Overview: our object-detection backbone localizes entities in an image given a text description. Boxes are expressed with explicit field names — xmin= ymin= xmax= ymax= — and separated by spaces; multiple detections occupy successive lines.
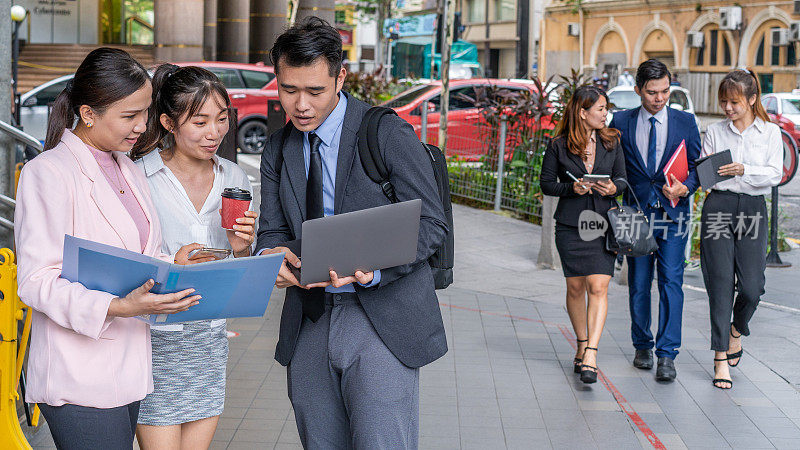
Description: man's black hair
xmin=270 ymin=16 xmax=343 ymax=77
xmin=635 ymin=59 xmax=671 ymax=89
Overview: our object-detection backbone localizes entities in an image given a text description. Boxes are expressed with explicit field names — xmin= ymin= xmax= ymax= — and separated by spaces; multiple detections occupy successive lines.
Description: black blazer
xmin=540 ymin=135 xmax=627 ymax=227
xmin=256 ymin=93 xmax=449 ymax=369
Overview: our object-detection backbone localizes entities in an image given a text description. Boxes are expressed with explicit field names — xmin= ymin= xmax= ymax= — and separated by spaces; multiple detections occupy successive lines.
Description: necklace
xmin=98 ymin=160 xmax=125 ymax=194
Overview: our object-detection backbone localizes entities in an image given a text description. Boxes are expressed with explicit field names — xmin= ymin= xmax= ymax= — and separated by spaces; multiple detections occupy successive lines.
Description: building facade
xmin=459 ymin=0 xmax=542 ymax=78
xmin=542 ymin=0 xmax=800 ymax=113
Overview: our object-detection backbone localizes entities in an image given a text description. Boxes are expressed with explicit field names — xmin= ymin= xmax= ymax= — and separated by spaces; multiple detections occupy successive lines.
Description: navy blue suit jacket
xmin=609 ymin=107 xmax=701 ymax=221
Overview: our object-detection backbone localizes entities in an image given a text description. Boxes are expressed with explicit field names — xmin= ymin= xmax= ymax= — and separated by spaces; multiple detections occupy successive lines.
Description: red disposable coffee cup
xmin=221 ymin=187 xmax=252 ymax=230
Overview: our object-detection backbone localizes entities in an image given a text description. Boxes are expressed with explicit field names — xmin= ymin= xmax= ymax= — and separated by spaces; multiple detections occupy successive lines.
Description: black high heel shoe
xmin=727 ymin=325 xmax=743 ymax=367
xmin=574 ymin=339 xmax=588 ymax=374
xmin=580 ymin=347 xmax=598 ymax=384
xmin=713 ymin=357 xmax=733 ymax=389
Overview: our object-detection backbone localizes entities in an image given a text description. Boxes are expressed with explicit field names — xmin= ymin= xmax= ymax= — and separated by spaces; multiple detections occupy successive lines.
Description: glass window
xmin=29 ymin=79 xmax=70 ymax=106
xmin=709 ymin=30 xmax=718 ymax=66
xmin=495 ymin=0 xmax=516 ymax=21
xmin=207 ymin=68 xmax=244 ymax=89
xmin=783 ymin=98 xmax=800 ymax=114
xmin=466 ymin=0 xmax=485 ymax=22
xmin=789 ymin=43 xmax=797 ymax=66
xmin=763 ymin=97 xmax=777 ymax=114
xmin=382 ymin=85 xmax=437 ymax=108
xmin=723 ymin=36 xmax=732 ymax=66
xmin=756 ymin=36 xmax=765 ymax=66
xmin=608 ymin=90 xmax=641 ymax=110
xmin=240 ymin=70 xmax=275 ymax=89
xmin=771 ymin=27 xmax=781 ymax=66
xmin=669 ymin=91 xmax=689 ymax=111
xmin=449 ymin=87 xmax=479 ymax=110
xmin=695 ymin=35 xmax=705 ymax=66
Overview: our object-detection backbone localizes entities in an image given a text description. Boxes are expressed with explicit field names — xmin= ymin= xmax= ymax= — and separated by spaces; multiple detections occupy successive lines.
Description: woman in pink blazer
xmin=14 ymin=48 xmax=211 ymax=449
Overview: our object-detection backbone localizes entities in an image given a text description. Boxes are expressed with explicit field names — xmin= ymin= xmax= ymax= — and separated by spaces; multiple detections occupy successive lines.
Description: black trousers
xmin=700 ymin=190 xmax=768 ymax=351
xmin=38 ymin=401 xmax=140 ymax=450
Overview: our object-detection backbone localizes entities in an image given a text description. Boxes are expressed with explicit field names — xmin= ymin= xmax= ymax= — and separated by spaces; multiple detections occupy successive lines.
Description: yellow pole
xmin=0 ymin=249 xmax=31 ymax=449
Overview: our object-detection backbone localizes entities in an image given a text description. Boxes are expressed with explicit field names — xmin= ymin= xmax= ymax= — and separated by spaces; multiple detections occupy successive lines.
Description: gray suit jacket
xmin=256 ymin=93 xmax=449 ymax=369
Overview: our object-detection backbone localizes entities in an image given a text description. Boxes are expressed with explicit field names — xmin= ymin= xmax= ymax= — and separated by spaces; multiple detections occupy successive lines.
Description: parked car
xmin=179 ymin=61 xmax=280 ymax=153
xmin=762 ymin=94 xmax=800 ymax=181
xmin=382 ymin=78 xmax=555 ymax=161
xmin=762 ymin=93 xmax=800 ymax=133
xmin=19 ymin=61 xmax=282 ymax=153
xmin=606 ymin=85 xmax=699 ymax=127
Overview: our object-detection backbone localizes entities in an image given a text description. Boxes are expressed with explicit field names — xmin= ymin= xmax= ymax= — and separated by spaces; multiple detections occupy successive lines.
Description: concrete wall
xmin=17 ymin=0 xmax=99 ymax=44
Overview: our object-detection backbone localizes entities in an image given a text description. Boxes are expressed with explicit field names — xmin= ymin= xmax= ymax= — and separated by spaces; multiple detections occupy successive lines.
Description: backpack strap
xmin=358 ymin=106 xmax=399 ymax=203
xmin=273 ymin=120 xmax=295 ymax=172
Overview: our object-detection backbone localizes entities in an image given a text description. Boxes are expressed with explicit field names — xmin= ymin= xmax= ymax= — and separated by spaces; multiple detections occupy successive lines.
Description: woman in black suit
xmin=540 ymin=85 xmax=626 ymax=384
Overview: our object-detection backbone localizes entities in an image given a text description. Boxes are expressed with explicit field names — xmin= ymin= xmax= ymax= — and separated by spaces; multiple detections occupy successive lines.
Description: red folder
xmin=663 ymin=139 xmax=688 ymax=208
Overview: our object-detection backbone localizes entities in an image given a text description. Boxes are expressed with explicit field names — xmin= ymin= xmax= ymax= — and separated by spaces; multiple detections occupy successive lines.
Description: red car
xmin=382 ymin=79 xmax=555 ymax=161
xmin=179 ymin=61 xmax=283 ymax=153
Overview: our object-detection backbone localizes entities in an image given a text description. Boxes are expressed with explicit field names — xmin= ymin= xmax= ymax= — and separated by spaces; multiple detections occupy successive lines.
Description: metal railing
xmin=0 ymin=120 xmax=42 ymax=231
xmin=416 ymin=105 xmax=550 ymax=223
xmin=125 ymin=16 xmax=154 ymax=46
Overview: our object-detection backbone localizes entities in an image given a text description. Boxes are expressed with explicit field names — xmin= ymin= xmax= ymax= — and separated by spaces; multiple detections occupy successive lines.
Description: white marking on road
xmin=684 ymin=283 xmax=800 ymax=314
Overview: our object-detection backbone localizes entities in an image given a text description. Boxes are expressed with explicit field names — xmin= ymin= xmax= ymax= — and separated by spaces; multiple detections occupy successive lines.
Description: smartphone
xmin=190 ymin=247 xmax=232 ymax=260
xmin=583 ymin=174 xmax=611 ymax=183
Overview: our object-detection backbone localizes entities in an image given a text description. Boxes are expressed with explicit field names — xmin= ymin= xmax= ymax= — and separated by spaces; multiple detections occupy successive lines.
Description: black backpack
xmin=276 ymin=107 xmax=454 ymax=289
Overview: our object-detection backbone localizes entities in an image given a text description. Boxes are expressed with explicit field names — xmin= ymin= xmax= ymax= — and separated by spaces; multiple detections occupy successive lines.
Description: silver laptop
xmin=300 ymin=199 xmax=422 ymax=285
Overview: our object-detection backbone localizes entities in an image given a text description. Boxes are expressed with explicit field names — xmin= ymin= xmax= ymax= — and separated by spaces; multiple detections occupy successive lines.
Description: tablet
xmin=583 ymin=174 xmax=610 ymax=183
xmin=299 ymin=199 xmax=422 ymax=285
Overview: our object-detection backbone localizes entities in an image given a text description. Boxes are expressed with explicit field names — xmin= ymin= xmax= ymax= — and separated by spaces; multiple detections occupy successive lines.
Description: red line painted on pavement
xmin=440 ymin=302 xmax=666 ymax=450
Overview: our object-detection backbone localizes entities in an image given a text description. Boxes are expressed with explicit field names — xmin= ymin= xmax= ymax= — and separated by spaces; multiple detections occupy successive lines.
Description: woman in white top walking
xmin=130 ymin=64 xmax=257 ymax=449
xmin=700 ymin=69 xmax=783 ymax=389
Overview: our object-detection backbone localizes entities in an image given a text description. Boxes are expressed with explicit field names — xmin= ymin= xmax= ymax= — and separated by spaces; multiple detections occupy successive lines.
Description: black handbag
xmin=605 ymin=178 xmax=659 ymax=257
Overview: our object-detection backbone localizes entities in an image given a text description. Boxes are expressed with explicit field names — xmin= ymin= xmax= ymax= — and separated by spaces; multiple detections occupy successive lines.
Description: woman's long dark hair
xmin=44 ymin=47 xmax=150 ymax=150
xmin=718 ymin=68 xmax=770 ymax=123
xmin=130 ymin=64 xmax=230 ymax=160
xmin=554 ymin=85 xmax=620 ymax=159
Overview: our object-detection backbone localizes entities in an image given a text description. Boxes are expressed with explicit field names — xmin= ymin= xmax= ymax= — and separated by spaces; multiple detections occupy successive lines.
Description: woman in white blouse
xmin=700 ymin=69 xmax=782 ymax=390
xmin=130 ymin=64 xmax=257 ymax=448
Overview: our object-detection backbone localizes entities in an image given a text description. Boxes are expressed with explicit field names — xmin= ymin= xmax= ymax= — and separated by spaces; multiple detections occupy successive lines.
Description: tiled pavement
xmin=28 ymin=203 xmax=800 ymax=449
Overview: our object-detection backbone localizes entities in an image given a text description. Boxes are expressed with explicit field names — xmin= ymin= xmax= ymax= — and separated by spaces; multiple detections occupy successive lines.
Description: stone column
xmin=203 ymin=0 xmax=217 ymax=61
xmin=537 ymin=195 xmax=561 ymax=270
xmin=217 ymin=0 xmax=249 ymax=63
xmin=249 ymin=0 xmax=287 ymax=64
xmin=295 ymin=0 xmax=335 ymax=25
xmin=154 ymin=0 xmax=204 ymax=63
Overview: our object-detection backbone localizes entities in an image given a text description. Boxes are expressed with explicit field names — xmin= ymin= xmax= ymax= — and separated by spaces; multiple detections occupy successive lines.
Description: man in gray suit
xmin=255 ymin=17 xmax=449 ymax=449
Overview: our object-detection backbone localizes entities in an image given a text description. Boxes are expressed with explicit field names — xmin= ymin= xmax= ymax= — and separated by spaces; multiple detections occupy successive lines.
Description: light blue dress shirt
xmin=635 ymin=106 xmax=668 ymax=169
xmin=302 ymin=93 xmax=381 ymax=292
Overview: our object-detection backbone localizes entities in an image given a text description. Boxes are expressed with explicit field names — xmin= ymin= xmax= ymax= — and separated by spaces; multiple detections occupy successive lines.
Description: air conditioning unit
xmin=687 ymin=31 xmax=704 ymax=48
xmin=720 ymin=6 xmax=743 ymax=30
xmin=795 ymin=0 xmax=800 ymax=15
xmin=567 ymin=23 xmax=580 ymax=37
xmin=791 ymin=22 xmax=800 ymax=41
xmin=773 ymin=28 xmax=790 ymax=46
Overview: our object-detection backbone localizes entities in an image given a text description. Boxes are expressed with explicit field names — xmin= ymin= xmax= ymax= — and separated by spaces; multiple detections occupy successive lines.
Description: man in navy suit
xmin=609 ymin=59 xmax=701 ymax=381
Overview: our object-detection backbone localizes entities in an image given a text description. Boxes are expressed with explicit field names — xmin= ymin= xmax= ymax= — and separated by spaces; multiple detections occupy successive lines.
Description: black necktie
xmin=302 ymin=132 xmax=325 ymax=321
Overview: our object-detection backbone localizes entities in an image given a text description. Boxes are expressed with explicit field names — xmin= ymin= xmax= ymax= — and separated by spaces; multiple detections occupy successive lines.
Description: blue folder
xmin=61 ymin=235 xmax=284 ymax=324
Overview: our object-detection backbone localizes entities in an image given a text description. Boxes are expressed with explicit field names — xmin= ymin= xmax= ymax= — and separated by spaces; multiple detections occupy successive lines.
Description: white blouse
xmin=700 ymin=118 xmax=783 ymax=196
xmin=135 ymin=149 xmax=253 ymax=331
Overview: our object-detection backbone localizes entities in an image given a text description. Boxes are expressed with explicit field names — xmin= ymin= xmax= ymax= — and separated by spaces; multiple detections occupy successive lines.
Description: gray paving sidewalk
xmin=28 ymin=203 xmax=800 ymax=449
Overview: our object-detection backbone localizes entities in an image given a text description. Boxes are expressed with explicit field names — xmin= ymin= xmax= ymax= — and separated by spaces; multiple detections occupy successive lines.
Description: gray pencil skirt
xmin=138 ymin=321 xmax=228 ymax=426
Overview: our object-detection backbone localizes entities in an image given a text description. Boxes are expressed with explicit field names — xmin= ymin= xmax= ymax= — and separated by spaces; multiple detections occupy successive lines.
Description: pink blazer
xmin=15 ymin=130 xmax=167 ymax=408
